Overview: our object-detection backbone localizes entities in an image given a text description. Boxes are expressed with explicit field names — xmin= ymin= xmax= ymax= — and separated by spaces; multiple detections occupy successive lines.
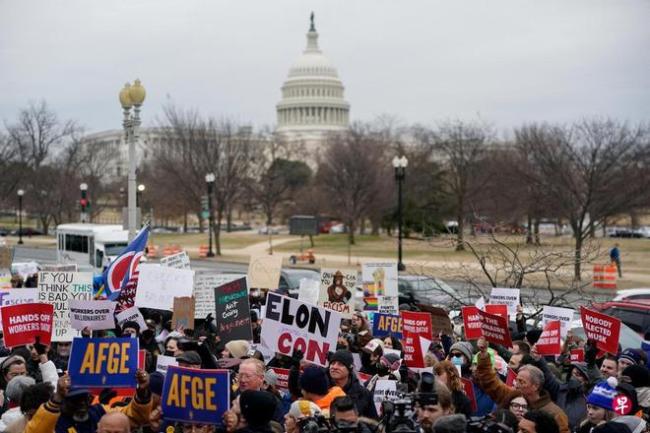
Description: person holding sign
xmin=475 ymin=337 xmax=570 ymax=433
xmin=25 ymin=370 xmax=152 ymax=433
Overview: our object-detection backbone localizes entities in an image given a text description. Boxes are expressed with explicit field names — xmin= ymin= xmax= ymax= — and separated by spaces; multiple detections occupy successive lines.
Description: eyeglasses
xmin=510 ymin=402 xmax=528 ymax=411
xmin=237 ymin=372 xmax=261 ymax=380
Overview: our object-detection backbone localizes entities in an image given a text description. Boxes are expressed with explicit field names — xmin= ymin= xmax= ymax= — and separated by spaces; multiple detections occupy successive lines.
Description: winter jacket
xmin=340 ymin=373 xmax=377 ymax=419
xmin=24 ymin=392 xmax=151 ymax=433
xmin=476 ymin=352 xmax=570 ymax=433
xmin=313 ymin=386 xmax=346 ymax=416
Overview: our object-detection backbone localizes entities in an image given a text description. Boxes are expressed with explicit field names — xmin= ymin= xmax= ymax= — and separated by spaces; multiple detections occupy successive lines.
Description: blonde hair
xmin=434 ymin=360 xmax=463 ymax=393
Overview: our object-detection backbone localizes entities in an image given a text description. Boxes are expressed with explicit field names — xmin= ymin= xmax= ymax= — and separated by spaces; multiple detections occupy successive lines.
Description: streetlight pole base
xmin=18 ymin=240 xmax=23 ymax=245
xmin=398 ymin=262 xmax=406 ymax=272
xmin=206 ymin=252 xmax=215 ymax=258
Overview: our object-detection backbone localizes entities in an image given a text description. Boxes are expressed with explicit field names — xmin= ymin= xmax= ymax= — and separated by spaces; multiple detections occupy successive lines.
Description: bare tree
xmin=516 ymin=120 xmax=650 ymax=280
xmin=434 ymin=120 xmax=493 ymax=251
xmin=316 ymin=123 xmax=390 ymax=245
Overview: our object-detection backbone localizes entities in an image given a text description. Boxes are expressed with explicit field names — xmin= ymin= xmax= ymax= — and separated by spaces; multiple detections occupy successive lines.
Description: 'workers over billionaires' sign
xmin=68 ymin=337 xmax=139 ymax=388
xmin=580 ymin=306 xmax=621 ymax=354
xmin=162 ymin=366 xmax=230 ymax=425
xmin=260 ymin=293 xmax=342 ymax=367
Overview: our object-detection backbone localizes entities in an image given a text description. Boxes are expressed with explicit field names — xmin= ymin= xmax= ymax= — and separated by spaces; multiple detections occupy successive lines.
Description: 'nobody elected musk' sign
xmin=261 ymin=293 xmax=342 ymax=366
xmin=162 ymin=366 xmax=230 ymax=425
xmin=68 ymin=337 xmax=139 ymax=388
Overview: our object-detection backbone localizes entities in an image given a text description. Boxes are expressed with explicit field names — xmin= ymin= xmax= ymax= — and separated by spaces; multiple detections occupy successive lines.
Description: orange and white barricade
xmin=199 ymin=245 xmax=209 ymax=258
xmin=593 ymin=264 xmax=617 ymax=289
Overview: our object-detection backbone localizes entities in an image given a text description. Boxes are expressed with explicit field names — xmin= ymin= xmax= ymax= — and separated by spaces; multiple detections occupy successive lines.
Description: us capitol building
xmin=81 ymin=14 xmax=349 ymax=178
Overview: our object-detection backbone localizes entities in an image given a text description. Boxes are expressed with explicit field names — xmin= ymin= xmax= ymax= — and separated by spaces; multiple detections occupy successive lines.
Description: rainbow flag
xmin=363 ymin=297 xmax=378 ymax=311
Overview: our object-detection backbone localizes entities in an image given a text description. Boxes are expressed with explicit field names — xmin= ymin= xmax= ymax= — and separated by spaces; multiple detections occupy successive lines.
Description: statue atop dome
xmin=310 ymin=12 xmax=315 ymax=32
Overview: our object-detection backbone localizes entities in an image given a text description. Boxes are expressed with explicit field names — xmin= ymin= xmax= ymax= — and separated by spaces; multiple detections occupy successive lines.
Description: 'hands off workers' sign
xmin=162 ymin=366 xmax=230 ymax=425
xmin=68 ymin=337 xmax=139 ymax=388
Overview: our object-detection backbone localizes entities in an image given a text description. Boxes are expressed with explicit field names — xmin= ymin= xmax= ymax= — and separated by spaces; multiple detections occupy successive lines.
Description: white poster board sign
xmin=261 ymin=293 xmax=342 ymax=367
xmin=160 ymin=251 xmax=191 ymax=270
xmin=156 ymin=355 xmax=179 ymax=374
xmin=69 ymin=300 xmax=116 ymax=331
xmin=542 ymin=306 xmax=575 ymax=338
xmin=298 ymin=279 xmax=320 ymax=305
xmin=0 ymin=289 xmax=38 ymax=322
xmin=374 ymin=380 xmax=398 ymax=414
xmin=319 ymin=268 xmax=356 ymax=317
xmin=489 ymin=288 xmax=520 ymax=316
xmin=193 ymin=274 xmax=243 ymax=319
xmin=116 ymin=306 xmax=147 ymax=331
xmin=135 ymin=264 xmax=194 ymax=310
xmin=37 ymin=272 xmax=93 ymax=342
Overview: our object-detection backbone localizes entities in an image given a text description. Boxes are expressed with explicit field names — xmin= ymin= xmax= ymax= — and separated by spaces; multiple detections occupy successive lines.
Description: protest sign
xmin=41 ymin=263 xmax=78 ymax=272
xmin=462 ymin=306 xmax=483 ymax=340
xmin=247 ymin=255 xmax=282 ymax=290
xmin=38 ymin=271 xmax=93 ymax=342
xmin=11 ymin=262 xmax=39 ymax=279
xmin=70 ymin=300 xmax=116 ymax=331
xmin=506 ymin=368 xmax=516 ymax=387
xmin=362 ymin=262 xmax=398 ymax=315
xmin=0 ymin=247 xmax=12 ymax=270
xmin=477 ymin=309 xmax=512 ymax=347
xmin=0 ymin=303 xmax=53 ymax=347
xmin=261 ymin=293 xmax=342 ymax=366
xmin=193 ymin=273 xmax=242 ymax=319
xmin=115 ymin=306 xmax=147 ymax=331
xmin=400 ymin=311 xmax=433 ymax=368
xmin=160 ymin=251 xmax=191 ymax=269
xmin=484 ymin=304 xmax=508 ymax=319
xmin=475 ymin=296 xmax=486 ymax=309
xmin=461 ymin=378 xmax=478 ymax=413
xmin=135 ymin=264 xmax=194 ymax=311
xmin=417 ymin=305 xmax=453 ymax=335
xmin=489 ymin=288 xmax=520 ymax=316
xmin=319 ymin=268 xmax=356 ymax=317
xmin=373 ymin=380 xmax=398 ymax=414
xmin=68 ymin=337 xmax=139 ymax=388
xmin=536 ymin=320 xmax=561 ymax=355
xmin=580 ymin=306 xmax=621 ymax=354
xmin=172 ymin=297 xmax=195 ymax=330
xmin=570 ymin=348 xmax=585 ymax=363
xmin=542 ymin=306 xmax=574 ymax=339
xmin=156 ymin=355 xmax=179 ymax=374
xmin=270 ymin=367 xmax=290 ymax=390
xmin=371 ymin=313 xmax=403 ymax=339
xmin=162 ymin=366 xmax=230 ymax=425
xmin=298 ymin=279 xmax=320 ymax=305
xmin=0 ymin=288 xmax=38 ymax=322
xmin=214 ymin=278 xmax=252 ymax=343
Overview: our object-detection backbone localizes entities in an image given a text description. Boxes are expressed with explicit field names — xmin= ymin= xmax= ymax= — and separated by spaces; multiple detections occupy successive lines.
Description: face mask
xmin=376 ymin=364 xmax=389 ymax=376
xmin=164 ymin=350 xmax=174 ymax=357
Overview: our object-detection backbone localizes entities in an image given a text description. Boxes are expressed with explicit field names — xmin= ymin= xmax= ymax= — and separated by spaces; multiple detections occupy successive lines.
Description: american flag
xmin=115 ymin=263 xmax=141 ymax=313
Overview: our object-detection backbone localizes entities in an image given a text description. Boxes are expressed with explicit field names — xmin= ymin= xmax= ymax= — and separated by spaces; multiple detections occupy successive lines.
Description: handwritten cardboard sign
xmin=135 ymin=264 xmax=194 ymax=311
xmin=172 ymin=297 xmax=195 ymax=330
xmin=38 ymin=272 xmax=93 ymax=342
xmin=319 ymin=268 xmax=356 ymax=317
xmin=247 ymin=255 xmax=282 ymax=290
xmin=214 ymin=278 xmax=251 ymax=344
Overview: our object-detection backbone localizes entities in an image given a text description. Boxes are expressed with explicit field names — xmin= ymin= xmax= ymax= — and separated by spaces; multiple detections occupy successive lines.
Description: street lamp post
xmin=17 ymin=189 xmax=24 ymax=245
xmin=205 ymin=173 xmax=216 ymax=257
xmin=392 ymin=155 xmax=408 ymax=271
xmin=79 ymin=183 xmax=88 ymax=223
xmin=119 ymin=79 xmax=146 ymax=241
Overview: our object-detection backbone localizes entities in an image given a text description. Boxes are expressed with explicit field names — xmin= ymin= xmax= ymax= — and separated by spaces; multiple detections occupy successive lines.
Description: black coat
xmin=342 ymin=373 xmax=378 ymax=419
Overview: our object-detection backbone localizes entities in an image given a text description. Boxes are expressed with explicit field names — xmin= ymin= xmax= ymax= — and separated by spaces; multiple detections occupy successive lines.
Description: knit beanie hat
xmin=621 ymin=365 xmax=650 ymax=387
xmin=240 ymin=390 xmax=277 ymax=427
xmin=572 ymin=362 xmax=590 ymax=381
xmin=225 ymin=340 xmax=251 ymax=359
xmin=330 ymin=350 xmax=354 ymax=371
xmin=6 ymin=375 xmax=35 ymax=402
xmin=288 ymin=399 xmax=322 ymax=418
xmin=299 ymin=366 xmax=330 ymax=396
xmin=587 ymin=377 xmax=620 ymax=411
xmin=614 ymin=383 xmax=639 ymax=416
xmin=450 ymin=342 xmax=473 ymax=362
xmin=121 ymin=321 xmax=140 ymax=334
xmin=620 ymin=348 xmax=645 ymax=366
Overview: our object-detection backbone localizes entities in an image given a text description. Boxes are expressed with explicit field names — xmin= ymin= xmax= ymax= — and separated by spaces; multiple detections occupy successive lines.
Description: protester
xmin=328 ymin=349 xmax=376 ymax=418
xmin=97 ymin=412 xmax=130 ymax=433
xmin=330 ymin=396 xmax=376 ymax=433
xmin=298 ymin=365 xmax=345 ymax=415
xmin=0 ymin=375 xmax=35 ymax=431
xmin=433 ymin=360 xmax=472 ymax=417
xmin=4 ymin=382 xmax=53 ymax=433
xmin=518 ymin=410 xmax=560 ymax=433
xmin=414 ymin=381 xmax=454 ymax=433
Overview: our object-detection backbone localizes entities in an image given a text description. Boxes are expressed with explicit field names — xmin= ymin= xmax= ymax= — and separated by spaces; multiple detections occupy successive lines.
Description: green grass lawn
xmin=149 ymin=232 xmax=291 ymax=249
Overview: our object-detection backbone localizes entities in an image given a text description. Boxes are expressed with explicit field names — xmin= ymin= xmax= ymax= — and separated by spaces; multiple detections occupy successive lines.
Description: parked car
xmin=257 ymin=226 xmax=280 ymax=235
xmin=329 ymin=223 xmax=346 ymax=234
xmin=151 ymin=226 xmax=179 ymax=234
xmin=590 ymin=300 xmax=650 ymax=335
xmin=278 ymin=268 xmax=320 ymax=298
xmin=10 ymin=228 xmax=43 ymax=236
xmin=398 ymin=275 xmax=460 ymax=308
xmin=0 ymin=227 xmax=9 ymax=237
xmin=613 ymin=288 xmax=650 ymax=302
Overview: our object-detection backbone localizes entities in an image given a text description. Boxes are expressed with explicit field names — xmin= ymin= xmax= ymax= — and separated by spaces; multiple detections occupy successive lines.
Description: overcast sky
xmin=1 ymin=0 xmax=648 ymax=134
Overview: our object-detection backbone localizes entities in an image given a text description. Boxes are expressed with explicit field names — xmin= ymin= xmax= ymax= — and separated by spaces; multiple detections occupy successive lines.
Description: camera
xmin=298 ymin=415 xmax=331 ymax=433
xmin=466 ymin=416 xmax=514 ymax=433
xmin=380 ymin=398 xmax=417 ymax=433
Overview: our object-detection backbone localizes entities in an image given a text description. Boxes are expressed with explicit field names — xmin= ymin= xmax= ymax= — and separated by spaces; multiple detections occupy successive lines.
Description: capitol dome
xmin=276 ymin=14 xmax=350 ymax=140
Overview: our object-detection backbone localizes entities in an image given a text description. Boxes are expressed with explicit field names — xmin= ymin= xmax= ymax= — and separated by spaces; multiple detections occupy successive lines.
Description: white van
xmin=56 ymin=224 xmax=129 ymax=271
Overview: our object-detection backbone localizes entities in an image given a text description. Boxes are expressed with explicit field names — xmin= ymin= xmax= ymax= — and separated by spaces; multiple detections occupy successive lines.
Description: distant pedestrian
xmin=610 ymin=243 xmax=622 ymax=277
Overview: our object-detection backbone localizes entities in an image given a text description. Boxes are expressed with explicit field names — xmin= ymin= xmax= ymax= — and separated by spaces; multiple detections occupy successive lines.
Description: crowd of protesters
xmin=0 ymin=282 xmax=647 ymax=433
